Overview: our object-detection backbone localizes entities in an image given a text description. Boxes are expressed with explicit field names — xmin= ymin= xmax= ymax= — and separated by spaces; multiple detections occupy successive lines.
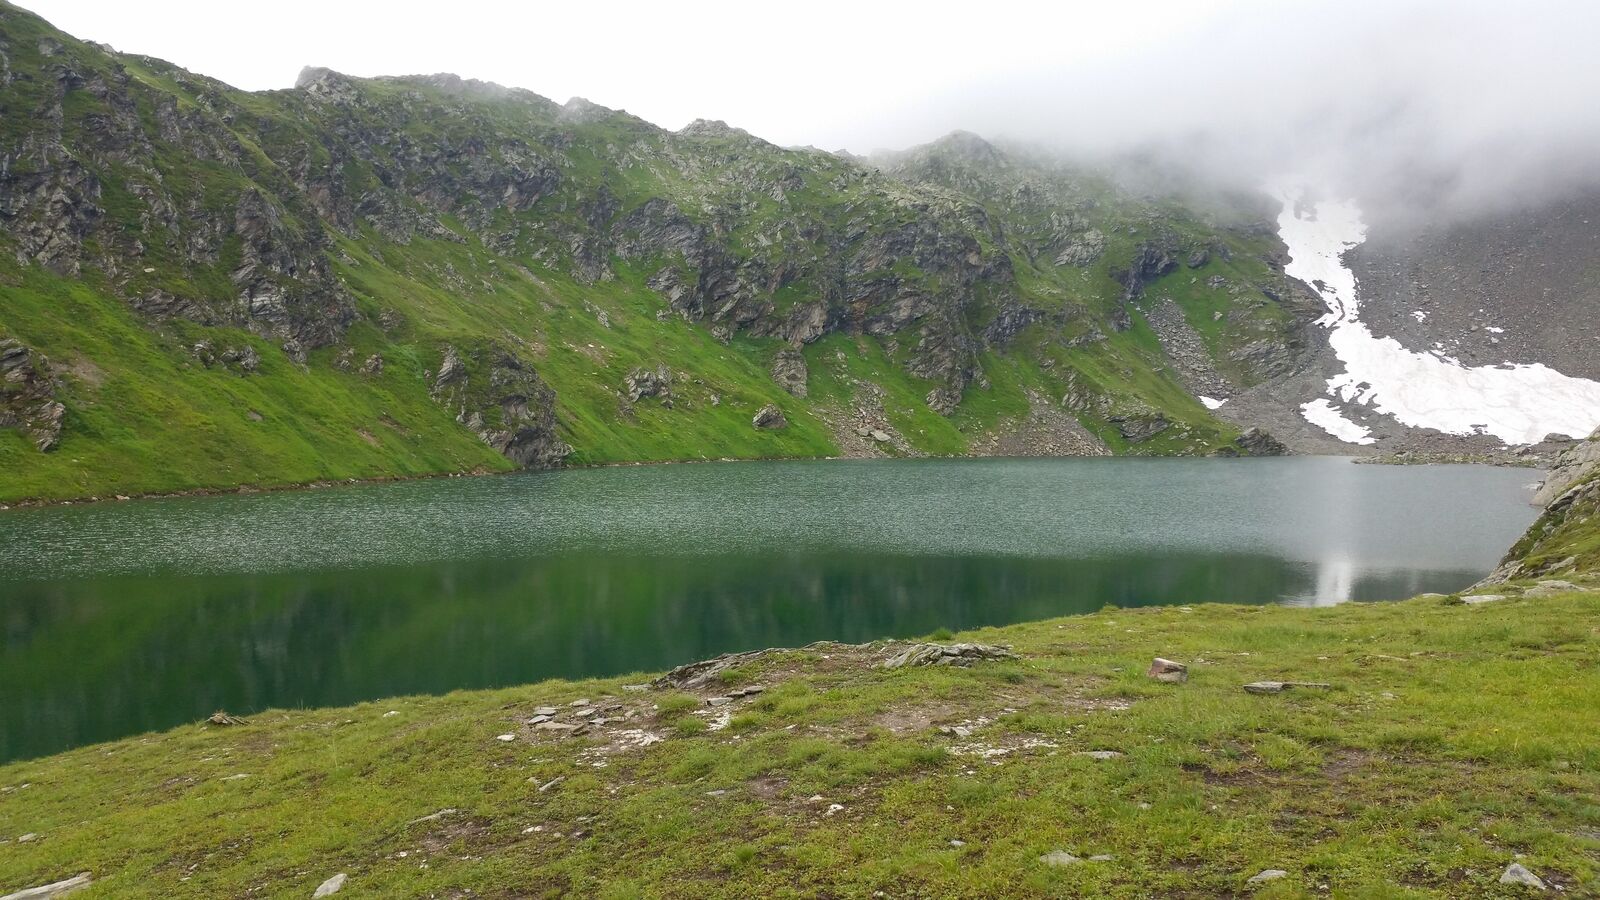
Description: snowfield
xmin=1273 ymin=185 xmax=1600 ymax=445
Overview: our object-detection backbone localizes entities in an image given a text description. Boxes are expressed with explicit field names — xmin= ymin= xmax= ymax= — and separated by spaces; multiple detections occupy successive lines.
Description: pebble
xmin=495 ymin=733 xmax=516 ymax=742
xmin=1247 ymin=869 xmax=1288 ymax=884
xmin=949 ymin=839 xmax=966 ymax=847
xmin=313 ymin=873 xmax=347 ymax=897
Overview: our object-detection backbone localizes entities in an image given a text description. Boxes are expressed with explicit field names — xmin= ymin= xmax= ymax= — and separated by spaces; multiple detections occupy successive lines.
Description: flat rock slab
xmin=1039 ymin=851 xmax=1081 ymax=866
xmin=1247 ymin=869 xmax=1288 ymax=884
xmin=1463 ymin=594 xmax=1507 ymax=605
xmin=881 ymin=642 xmax=1019 ymax=669
xmin=1074 ymin=750 xmax=1124 ymax=760
xmin=0 ymin=873 xmax=92 ymax=900
xmin=1243 ymin=681 xmax=1332 ymax=694
xmin=313 ymin=873 xmax=347 ymax=897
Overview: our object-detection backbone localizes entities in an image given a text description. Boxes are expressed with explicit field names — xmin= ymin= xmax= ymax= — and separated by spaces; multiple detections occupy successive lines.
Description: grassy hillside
xmin=1 ymin=587 xmax=1596 ymax=897
xmin=0 ymin=1 xmax=1317 ymax=503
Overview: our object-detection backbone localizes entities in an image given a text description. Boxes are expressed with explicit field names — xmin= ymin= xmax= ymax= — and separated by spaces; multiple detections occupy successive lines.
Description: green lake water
xmin=0 ymin=457 xmax=1539 ymax=762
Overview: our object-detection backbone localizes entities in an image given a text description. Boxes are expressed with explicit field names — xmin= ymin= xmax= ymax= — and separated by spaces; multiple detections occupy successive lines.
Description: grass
xmin=2 ymin=585 xmax=1596 ymax=897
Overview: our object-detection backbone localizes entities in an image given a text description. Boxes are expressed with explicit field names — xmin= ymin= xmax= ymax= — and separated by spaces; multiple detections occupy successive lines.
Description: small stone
xmin=537 ymin=777 xmax=565 ymax=793
xmin=313 ymin=873 xmax=347 ymax=897
xmin=1463 ymin=594 xmax=1507 ymax=605
xmin=705 ymin=789 xmax=727 ymax=797
xmin=870 ymin=429 xmax=892 ymax=442
xmin=1243 ymin=681 xmax=1331 ymax=694
xmin=707 ymin=696 xmax=733 ymax=707
xmin=17 ymin=832 xmax=38 ymax=843
xmin=1088 ymin=854 xmax=1114 ymax=862
xmin=1498 ymin=863 xmax=1547 ymax=889
xmin=495 ymin=733 xmax=516 ymax=742
xmin=570 ymin=699 xmax=590 ymax=707
xmin=1039 ymin=850 xmax=1081 ymax=866
xmin=527 ymin=715 xmax=552 ymax=725
xmin=221 ymin=773 xmax=250 ymax=781
xmin=949 ymin=839 xmax=966 ymax=847
xmin=825 ymin=803 xmax=845 ymax=815
xmin=1247 ymin=869 xmax=1288 ymax=884
xmin=1148 ymin=657 xmax=1188 ymax=683
xmin=622 ymin=684 xmax=650 ymax=693
xmin=1075 ymin=750 xmax=1124 ymax=760
xmin=383 ymin=710 xmax=399 ymax=718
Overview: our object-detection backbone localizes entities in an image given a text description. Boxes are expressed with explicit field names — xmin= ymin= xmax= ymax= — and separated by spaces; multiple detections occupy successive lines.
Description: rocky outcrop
xmin=1212 ymin=427 xmax=1289 ymax=457
xmin=1485 ymin=429 xmax=1600 ymax=582
xmin=430 ymin=343 xmax=571 ymax=469
xmin=0 ymin=338 xmax=65 ymax=451
xmin=770 ymin=348 xmax=808 ymax=397
xmin=623 ymin=365 xmax=672 ymax=404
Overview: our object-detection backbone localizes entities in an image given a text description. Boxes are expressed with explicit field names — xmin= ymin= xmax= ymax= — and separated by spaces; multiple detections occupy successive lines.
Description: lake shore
xmin=2 ymin=583 xmax=1596 ymax=896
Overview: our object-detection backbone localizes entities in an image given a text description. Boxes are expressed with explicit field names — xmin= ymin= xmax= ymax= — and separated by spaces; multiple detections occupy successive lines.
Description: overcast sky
xmin=21 ymin=0 xmax=1600 ymax=217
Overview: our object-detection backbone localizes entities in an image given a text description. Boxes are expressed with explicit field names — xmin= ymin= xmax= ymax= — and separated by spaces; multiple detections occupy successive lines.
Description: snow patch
xmin=1300 ymin=398 xmax=1375 ymax=445
xmin=1272 ymin=184 xmax=1600 ymax=445
xmin=1199 ymin=395 xmax=1227 ymax=410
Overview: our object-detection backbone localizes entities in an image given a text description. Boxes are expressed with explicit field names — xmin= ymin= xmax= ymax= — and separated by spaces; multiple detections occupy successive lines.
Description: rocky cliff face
xmin=1488 ymin=430 xmax=1600 ymax=582
xmin=0 ymin=2 xmax=1319 ymax=499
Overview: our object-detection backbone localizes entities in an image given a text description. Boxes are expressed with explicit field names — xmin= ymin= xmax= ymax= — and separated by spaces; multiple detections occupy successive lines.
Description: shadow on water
xmin=3 ymin=550 xmax=1483 ymax=762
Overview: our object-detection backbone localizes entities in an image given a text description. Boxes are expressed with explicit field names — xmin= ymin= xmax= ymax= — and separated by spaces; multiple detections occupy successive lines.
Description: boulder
xmin=1147 ymin=658 xmax=1188 ymax=683
xmin=312 ymin=873 xmax=347 ymax=897
xmin=623 ymin=365 xmax=672 ymax=403
xmin=752 ymin=404 xmax=787 ymax=429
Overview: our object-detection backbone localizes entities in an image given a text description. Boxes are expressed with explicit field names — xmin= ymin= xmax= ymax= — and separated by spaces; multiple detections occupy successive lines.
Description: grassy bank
xmin=2 ymin=586 xmax=1598 ymax=897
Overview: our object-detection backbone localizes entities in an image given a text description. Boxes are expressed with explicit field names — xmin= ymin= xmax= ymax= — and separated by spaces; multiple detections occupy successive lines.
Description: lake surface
xmin=0 ymin=457 xmax=1539 ymax=763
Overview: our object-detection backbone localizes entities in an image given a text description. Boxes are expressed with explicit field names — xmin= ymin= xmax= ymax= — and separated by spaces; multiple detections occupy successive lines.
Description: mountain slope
xmin=0 ymin=2 xmax=1315 ymax=501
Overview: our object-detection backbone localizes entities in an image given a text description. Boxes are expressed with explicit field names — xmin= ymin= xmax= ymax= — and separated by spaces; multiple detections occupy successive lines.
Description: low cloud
xmin=852 ymin=0 xmax=1600 ymax=224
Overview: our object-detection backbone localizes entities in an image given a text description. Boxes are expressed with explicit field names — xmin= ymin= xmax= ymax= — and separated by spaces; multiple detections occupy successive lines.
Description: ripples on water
xmin=0 ymin=457 xmax=1538 ymax=761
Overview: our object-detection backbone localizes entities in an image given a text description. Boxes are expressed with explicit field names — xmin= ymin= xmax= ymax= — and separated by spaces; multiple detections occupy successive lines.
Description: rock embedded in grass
xmin=1147 ymin=657 xmax=1188 ymax=683
xmin=1498 ymin=863 xmax=1546 ymax=889
xmin=312 ymin=873 xmax=347 ymax=896
xmin=880 ymin=642 xmax=1019 ymax=669
xmin=0 ymin=871 xmax=92 ymax=899
xmin=1039 ymin=850 xmax=1081 ymax=866
xmin=1242 ymin=681 xmax=1331 ymax=694
xmin=1246 ymin=869 xmax=1288 ymax=884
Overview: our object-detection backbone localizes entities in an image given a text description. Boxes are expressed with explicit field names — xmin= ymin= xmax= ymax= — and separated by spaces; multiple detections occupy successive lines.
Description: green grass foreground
xmin=2 ymin=588 xmax=1598 ymax=897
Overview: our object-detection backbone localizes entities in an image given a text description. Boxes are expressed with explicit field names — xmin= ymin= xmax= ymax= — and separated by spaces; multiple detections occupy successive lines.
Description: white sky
xmin=20 ymin=0 xmax=1242 ymax=151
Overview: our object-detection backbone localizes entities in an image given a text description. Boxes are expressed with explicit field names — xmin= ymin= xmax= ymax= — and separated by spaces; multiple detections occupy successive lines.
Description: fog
xmin=21 ymin=0 xmax=1600 ymax=223
xmin=865 ymin=0 xmax=1600 ymax=224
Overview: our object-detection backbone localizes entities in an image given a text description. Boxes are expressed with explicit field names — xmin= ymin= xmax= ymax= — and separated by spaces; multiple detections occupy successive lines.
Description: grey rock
xmin=870 ymin=429 xmax=892 ymax=443
xmin=1247 ymin=869 xmax=1288 ymax=884
xmin=752 ymin=404 xmax=787 ymax=429
xmin=1074 ymin=751 xmax=1124 ymax=760
xmin=1243 ymin=681 xmax=1332 ymax=694
xmin=880 ymin=642 xmax=1018 ymax=669
xmin=1462 ymin=594 xmax=1507 ymax=605
xmin=1147 ymin=658 xmax=1188 ymax=683
xmin=623 ymin=365 xmax=672 ymax=403
xmin=312 ymin=873 xmax=347 ymax=897
xmin=0 ymin=872 xmax=92 ymax=899
xmin=1039 ymin=850 xmax=1081 ymax=867
xmin=771 ymin=348 xmax=808 ymax=397
xmin=1498 ymin=863 xmax=1546 ymax=889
